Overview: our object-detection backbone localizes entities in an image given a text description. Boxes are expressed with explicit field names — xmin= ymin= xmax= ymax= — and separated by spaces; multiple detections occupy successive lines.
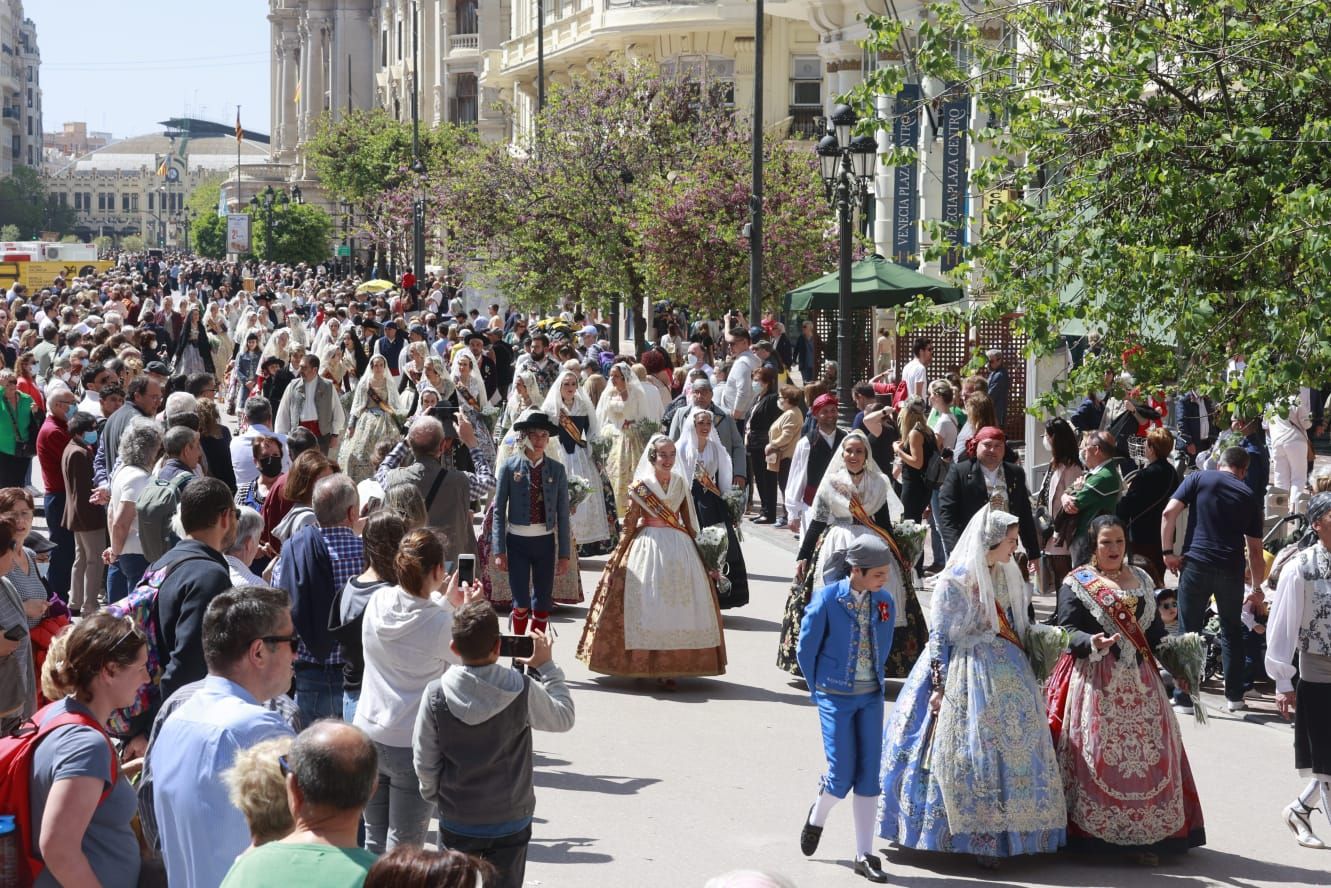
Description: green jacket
xmin=0 ymin=391 xmax=34 ymax=457
xmin=1073 ymin=461 xmax=1123 ymax=539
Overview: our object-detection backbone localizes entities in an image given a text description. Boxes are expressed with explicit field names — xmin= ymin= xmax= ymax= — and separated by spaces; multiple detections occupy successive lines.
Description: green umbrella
xmin=784 ymin=254 xmax=963 ymax=312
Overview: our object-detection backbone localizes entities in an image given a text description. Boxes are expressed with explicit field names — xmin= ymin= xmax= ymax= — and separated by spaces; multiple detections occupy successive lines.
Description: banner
xmin=939 ymin=87 xmax=971 ymax=273
xmin=226 ymin=214 xmax=252 ymax=254
xmin=891 ymin=84 xmax=921 ymax=268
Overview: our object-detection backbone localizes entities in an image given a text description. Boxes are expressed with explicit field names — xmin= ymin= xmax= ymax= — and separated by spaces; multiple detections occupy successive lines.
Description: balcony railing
xmin=787 ymin=106 xmax=822 ymax=139
xmin=1 ymin=106 xmax=19 ymax=120
xmin=449 ymin=33 xmax=479 ymax=52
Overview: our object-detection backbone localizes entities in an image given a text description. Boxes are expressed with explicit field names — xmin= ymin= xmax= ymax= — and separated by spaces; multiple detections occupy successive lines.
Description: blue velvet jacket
xmin=796 ymin=577 xmax=896 ymax=698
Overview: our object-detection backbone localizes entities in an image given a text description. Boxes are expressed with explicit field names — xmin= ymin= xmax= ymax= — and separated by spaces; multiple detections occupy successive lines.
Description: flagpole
xmin=235 ymin=104 xmax=241 ymax=213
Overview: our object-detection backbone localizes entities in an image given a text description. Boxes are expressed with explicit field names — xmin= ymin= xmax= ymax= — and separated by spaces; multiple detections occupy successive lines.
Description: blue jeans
xmin=363 ymin=742 xmax=435 ymax=854
xmin=815 ymin=689 xmax=884 ymax=798
xmin=106 ymin=553 xmax=149 ymax=603
xmin=293 ymin=663 xmax=344 ymax=724
xmin=44 ymin=493 xmax=74 ymax=603
xmin=1176 ymin=558 xmax=1246 ymax=703
xmin=342 ymin=689 xmax=360 ymax=724
xmin=506 ymin=532 xmax=555 ymax=613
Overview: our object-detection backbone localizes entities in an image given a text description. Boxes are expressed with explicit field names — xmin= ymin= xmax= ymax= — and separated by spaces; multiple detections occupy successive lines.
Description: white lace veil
xmin=501 ymin=369 xmax=543 ymax=430
xmin=423 ymin=355 xmax=456 ymax=401
xmin=938 ymin=506 xmax=1030 ymax=638
xmin=675 ymin=408 xmax=733 ymax=490
xmin=631 ymin=432 xmax=702 ymax=533
xmin=597 ymin=363 xmax=656 ymax=427
xmin=350 ymin=353 xmax=406 ymax=417
xmin=809 ymin=429 xmax=890 ymax=524
xmin=450 ymin=349 xmax=485 ymax=403
xmin=540 ymin=369 xmax=600 ymax=440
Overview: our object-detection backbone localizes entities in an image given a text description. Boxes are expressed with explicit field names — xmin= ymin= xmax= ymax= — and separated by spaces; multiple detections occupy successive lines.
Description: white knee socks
xmin=808 ymin=790 xmax=840 ymax=828
xmin=852 ymin=793 xmax=878 ymax=856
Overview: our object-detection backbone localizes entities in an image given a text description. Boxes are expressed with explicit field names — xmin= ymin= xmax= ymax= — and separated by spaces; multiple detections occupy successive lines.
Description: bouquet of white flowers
xmin=891 ymin=520 xmax=929 ymax=568
xmin=1156 ymin=632 xmax=1208 ymax=724
xmin=723 ymin=487 xmax=747 ymax=538
xmin=1024 ymin=623 xmax=1069 ymax=682
xmin=629 ymin=417 xmax=662 ymax=443
xmin=479 ymin=405 xmax=501 ymax=433
xmin=568 ymin=475 xmax=593 ymax=513
xmin=591 ymin=434 xmax=613 ymax=468
xmin=695 ymin=525 xmax=732 ymax=597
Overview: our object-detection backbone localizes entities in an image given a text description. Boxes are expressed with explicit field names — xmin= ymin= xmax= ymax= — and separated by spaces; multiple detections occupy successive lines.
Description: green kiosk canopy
xmin=784 ymin=254 xmax=963 ymax=312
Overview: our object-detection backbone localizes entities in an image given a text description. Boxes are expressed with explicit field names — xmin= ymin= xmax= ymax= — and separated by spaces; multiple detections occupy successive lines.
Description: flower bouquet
xmin=891 ymin=520 xmax=929 ymax=569
xmin=479 ymin=405 xmax=501 ymax=433
xmin=1156 ymin=632 xmax=1208 ymax=724
xmin=696 ymin=525 xmax=732 ymax=598
xmin=723 ymin=487 xmax=747 ymax=537
xmin=568 ymin=475 xmax=593 ymax=513
xmin=1024 ymin=623 xmax=1069 ymax=682
xmin=591 ymin=434 xmax=613 ymax=469
xmin=629 ymin=417 xmax=662 ymax=444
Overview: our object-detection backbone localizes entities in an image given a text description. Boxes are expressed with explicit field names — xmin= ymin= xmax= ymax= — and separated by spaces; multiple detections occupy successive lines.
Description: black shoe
xmin=799 ymin=805 xmax=823 ymax=856
xmin=854 ymin=854 xmax=889 ymax=883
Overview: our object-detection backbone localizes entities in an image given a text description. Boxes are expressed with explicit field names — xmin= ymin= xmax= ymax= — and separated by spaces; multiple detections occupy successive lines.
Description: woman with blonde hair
xmin=223 ymin=736 xmax=295 ymax=848
xmin=894 ymin=396 xmax=937 ymax=523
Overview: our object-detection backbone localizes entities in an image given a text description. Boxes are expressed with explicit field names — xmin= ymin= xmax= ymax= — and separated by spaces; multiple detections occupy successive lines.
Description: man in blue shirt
xmin=149 ymin=585 xmax=298 ymax=888
xmin=1161 ymin=446 xmax=1266 ymax=713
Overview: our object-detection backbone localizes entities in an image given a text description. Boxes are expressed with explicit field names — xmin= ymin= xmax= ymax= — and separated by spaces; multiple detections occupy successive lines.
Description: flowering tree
xmin=632 ymin=139 xmax=837 ymax=317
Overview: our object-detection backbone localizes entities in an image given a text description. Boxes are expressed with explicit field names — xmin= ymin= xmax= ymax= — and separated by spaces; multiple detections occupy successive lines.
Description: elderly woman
xmin=104 ymin=419 xmax=161 ymax=602
xmin=225 ymin=506 xmax=266 ymax=587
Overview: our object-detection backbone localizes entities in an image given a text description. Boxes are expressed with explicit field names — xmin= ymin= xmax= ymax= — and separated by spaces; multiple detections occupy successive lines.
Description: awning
xmin=784 ymin=254 xmax=964 ymax=312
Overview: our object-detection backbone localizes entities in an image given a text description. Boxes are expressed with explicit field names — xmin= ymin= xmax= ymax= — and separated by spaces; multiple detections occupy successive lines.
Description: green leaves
xmin=851 ymin=0 xmax=1331 ymax=416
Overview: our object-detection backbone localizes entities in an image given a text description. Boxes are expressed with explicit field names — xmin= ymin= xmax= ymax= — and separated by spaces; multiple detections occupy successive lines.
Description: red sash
xmin=846 ymin=495 xmax=911 ymax=577
xmin=1071 ymin=567 xmax=1158 ymax=670
xmin=631 ymin=481 xmax=691 ymax=537
xmin=995 ymin=601 xmax=1024 ymax=650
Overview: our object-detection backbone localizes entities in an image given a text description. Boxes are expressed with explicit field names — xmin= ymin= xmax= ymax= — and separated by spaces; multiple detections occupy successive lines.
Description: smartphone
xmin=456 ymin=554 xmax=476 ymax=585
xmin=3 ymin=624 xmax=25 ymax=642
xmin=499 ymin=634 xmax=535 ymax=659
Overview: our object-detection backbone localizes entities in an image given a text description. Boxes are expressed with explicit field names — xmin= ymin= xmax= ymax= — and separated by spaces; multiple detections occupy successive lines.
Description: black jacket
xmin=1115 ymin=458 xmax=1179 ymax=543
xmin=152 ymin=540 xmax=233 ymax=721
xmin=938 ymin=458 xmax=1040 ymax=557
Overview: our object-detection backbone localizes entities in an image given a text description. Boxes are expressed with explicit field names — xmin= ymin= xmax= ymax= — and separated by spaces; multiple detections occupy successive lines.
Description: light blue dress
xmin=878 ymin=563 xmax=1067 ymax=857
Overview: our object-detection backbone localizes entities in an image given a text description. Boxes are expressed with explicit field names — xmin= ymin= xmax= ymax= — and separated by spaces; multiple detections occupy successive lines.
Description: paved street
xmin=517 ymin=523 xmax=1329 ymax=888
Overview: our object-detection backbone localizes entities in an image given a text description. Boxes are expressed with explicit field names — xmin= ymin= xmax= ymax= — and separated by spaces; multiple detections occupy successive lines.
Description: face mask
xmin=1094 ymin=390 xmax=1106 ymax=401
xmin=82 ymin=431 xmax=98 ymax=445
xmin=258 ymin=455 xmax=283 ymax=477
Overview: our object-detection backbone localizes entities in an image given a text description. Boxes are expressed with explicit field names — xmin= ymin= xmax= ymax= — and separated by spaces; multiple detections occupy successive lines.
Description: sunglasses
xmin=260 ymin=633 xmax=301 ymax=654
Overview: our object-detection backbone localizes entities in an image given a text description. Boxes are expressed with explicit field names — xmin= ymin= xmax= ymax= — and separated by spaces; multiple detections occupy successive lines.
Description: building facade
xmin=45 ymin=122 xmax=112 ymax=163
xmin=0 ymin=1 xmax=40 ymax=175
xmin=43 ymin=133 xmax=270 ymax=246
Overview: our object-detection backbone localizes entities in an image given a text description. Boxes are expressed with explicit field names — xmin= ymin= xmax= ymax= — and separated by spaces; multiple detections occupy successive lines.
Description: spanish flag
xmin=235 ymin=109 xmax=243 ymax=143
xmin=293 ymin=81 xmax=302 ymax=105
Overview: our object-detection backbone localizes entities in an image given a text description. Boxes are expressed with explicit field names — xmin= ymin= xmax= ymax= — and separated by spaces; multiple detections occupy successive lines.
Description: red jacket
xmin=36 ymin=415 xmax=71 ymax=495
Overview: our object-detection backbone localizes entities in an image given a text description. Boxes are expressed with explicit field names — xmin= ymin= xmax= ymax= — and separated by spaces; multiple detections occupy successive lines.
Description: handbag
xmin=924 ymin=449 xmax=950 ymax=489
xmin=1033 ymin=465 xmax=1056 ymax=545
xmin=3 ymin=398 xmax=34 ymax=459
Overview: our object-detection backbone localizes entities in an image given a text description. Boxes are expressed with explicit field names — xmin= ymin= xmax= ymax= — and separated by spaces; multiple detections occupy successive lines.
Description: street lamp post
xmin=181 ymin=208 xmax=196 ymax=254
xmin=340 ymin=199 xmax=351 ymax=277
xmin=249 ymin=185 xmax=289 ymax=261
xmin=155 ymin=186 xmax=166 ymax=249
xmin=410 ymin=0 xmax=426 ymax=286
xmin=816 ymin=104 xmax=878 ymax=426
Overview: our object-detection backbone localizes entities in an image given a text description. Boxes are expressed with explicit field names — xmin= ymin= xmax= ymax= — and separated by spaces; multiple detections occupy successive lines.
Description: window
xmin=122 ymin=193 xmax=130 ymax=212
xmin=397 ymin=20 xmax=403 ymax=60
xmin=450 ymin=73 xmax=478 ymax=125
xmin=130 ymin=193 xmax=138 ymax=211
xmin=381 ymin=30 xmax=388 ymax=66
xmin=147 ymin=192 xmax=153 ymax=211
xmin=791 ymin=56 xmax=821 ymax=106
xmin=98 ymin=192 xmax=106 ymax=211
xmin=456 ymin=0 xmax=478 ymax=34
xmin=660 ymin=55 xmax=736 ymax=110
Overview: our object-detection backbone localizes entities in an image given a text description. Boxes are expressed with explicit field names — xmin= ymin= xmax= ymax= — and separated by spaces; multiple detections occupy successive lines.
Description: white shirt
xmin=109 ymin=465 xmax=150 ymax=555
xmin=226 ymin=555 xmax=264 ymax=588
xmin=901 ymin=358 xmax=928 ymax=398
xmin=299 ymin=377 xmax=319 ymax=422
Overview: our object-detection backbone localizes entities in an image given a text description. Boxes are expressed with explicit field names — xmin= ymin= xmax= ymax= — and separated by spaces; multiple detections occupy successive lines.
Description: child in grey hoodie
xmin=413 ymin=600 xmax=575 ymax=888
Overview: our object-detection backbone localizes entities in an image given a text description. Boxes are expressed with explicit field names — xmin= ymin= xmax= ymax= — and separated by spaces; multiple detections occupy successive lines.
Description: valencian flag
xmin=293 ymin=80 xmax=302 ymax=105
xmin=156 ymin=156 xmax=168 ymax=177
xmin=235 ymin=110 xmax=244 ymax=143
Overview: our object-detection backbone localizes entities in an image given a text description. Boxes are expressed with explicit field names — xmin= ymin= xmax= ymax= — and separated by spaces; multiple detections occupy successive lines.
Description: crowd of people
xmin=0 ymin=253 xmax=1325 ymax=887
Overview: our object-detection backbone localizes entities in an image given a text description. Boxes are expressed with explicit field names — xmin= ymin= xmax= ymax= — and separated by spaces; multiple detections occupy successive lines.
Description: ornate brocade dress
xmin=1046 ymin=566 xmax=1206 ymax=854
xmin=577 ymin=475 xmax=726 ymax=678
xmin=878 ymin=564 xmax=1067 ymax=856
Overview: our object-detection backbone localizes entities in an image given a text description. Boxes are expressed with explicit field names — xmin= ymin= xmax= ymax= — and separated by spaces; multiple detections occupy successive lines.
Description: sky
xmin=33 ymin=0 xmax=272 ymax=141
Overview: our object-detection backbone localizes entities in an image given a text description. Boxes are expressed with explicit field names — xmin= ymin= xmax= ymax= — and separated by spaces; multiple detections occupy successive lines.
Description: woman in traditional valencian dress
xmin=776 ymin=430 xmax=923 ymax=677
xmin=495 ymin=371 xmax=542 ymax=465
xmin=676 ymin=407 xmax=749 ymax=610
xmin=542 ymin=369 xmax=617 ymax=557
xmin=1047 ymin=514 xmax=1206 ymax=863
xmin=343 ymin=354 xmax=408 ymax=484
xmin=577 ymin=434 xmax=725 ymax=686
xmin=878 ymin=508 xmax=1066 ymax=868
xmin=596 ymin=363 xmax=659 ymax=520
xmin=450 ymin=349 xmax=497 ymax=465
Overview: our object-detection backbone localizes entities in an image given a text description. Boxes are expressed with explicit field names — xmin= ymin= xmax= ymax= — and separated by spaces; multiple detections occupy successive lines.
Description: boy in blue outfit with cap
xmin=796 ymin=535 xmax=898 ymax=883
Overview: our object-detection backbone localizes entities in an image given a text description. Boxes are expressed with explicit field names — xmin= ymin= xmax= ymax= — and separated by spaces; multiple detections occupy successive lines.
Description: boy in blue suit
xmin=796 ymin=536 xmax=898 ymax=883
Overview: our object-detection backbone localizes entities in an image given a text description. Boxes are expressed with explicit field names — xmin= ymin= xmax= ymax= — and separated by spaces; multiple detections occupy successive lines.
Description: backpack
xmin=135 ymin=472 xmax=194 ymax=562
xmin=0 ymin=702 xmax=118 ymax=886
xmin=103 ymin=554 xmax=213 ymax=737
